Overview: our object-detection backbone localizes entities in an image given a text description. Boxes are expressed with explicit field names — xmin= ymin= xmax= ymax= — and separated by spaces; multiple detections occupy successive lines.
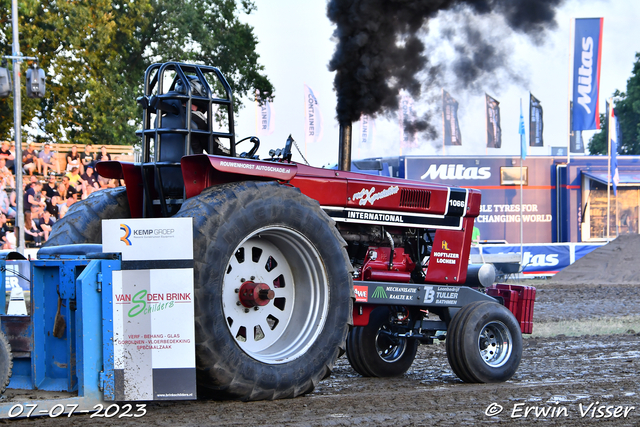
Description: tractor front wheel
xmin=346 ymin=306 xmax=418 ymax=377
xmin=173 ymin=181 xmax=353 ymax=400
xmin=446 ymin=301 xmax=522 ymax=383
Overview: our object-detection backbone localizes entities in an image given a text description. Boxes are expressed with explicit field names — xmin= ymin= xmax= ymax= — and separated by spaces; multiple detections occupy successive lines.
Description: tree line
xmin=589 ymin=53 xmax=640 ymax=155
xmin=0 ymin=0 xmax=273 ymax=146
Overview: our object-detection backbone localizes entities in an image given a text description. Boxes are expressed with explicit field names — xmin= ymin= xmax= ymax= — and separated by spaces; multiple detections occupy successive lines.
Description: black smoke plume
xmin=327 ymin=0 xmax=565 ymax=137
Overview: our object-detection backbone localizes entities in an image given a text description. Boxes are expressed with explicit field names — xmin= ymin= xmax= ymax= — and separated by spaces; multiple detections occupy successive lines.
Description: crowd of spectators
xmin=0 ymin=141 xmax=122 ymax=248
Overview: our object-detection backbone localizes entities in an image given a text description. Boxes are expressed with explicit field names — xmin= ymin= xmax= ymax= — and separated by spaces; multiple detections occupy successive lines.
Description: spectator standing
xmin=38 ymin=143 xmax=61 ymax=175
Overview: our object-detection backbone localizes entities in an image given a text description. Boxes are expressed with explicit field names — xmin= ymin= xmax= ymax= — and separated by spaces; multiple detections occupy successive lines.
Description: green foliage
xmin=0 ymin=0 xmax=273 ymax=146
xmin=587 ymin=113 xmax=607 ymax=155
xmin=589 ymin=53 xmax=640 ymax=155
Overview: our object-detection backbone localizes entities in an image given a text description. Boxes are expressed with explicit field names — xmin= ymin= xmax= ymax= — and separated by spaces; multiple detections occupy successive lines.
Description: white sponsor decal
xmin=384 ymin=286 xmax=417 ymax=294
xmin=352 ymin=185 xmax=400 ymax=206
xmin=424 ymin=286 xmax=435 ymax=303
xmin=476 ymin=214 xmax=552 ymax=223
xmin=347 ymin=211 xmax=404 ymax=223
xmin=420 ymin=164 xmax=491 ymax=180
xmin=577 ymin=36 xmax=594 ymax=115
xmin=218 ymin=161 xmax=291 ymax=174
xmin=522 ymin=252 xmax=559 ymax=267
xmin=431 ymin=252 xmax=459 ymax=259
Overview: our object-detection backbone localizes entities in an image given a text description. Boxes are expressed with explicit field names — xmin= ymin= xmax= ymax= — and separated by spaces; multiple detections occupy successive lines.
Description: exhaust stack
xmin=338 ymin=122 xmax=352 ymax=172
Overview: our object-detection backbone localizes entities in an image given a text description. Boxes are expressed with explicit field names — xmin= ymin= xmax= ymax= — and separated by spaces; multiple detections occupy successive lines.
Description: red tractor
xmin=44 ymin=62 xmax=535 ymax=401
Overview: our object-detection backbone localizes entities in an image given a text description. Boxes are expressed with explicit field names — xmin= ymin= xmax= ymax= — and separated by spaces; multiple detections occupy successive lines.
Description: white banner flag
xmin=360 ymin=114 xmax=375 ymax=146
xmin=304 ymin=84 xmax=323 ymax=144
xmin=255 ymin=90 xmax=275 ymax=136
xmin=399 ymin=91 xmax=417 ymax=150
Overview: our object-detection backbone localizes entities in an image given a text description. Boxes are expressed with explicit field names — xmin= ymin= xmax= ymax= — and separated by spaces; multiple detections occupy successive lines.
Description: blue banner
xmin=477 ymin=245 xmax=571 ymax=274
xmin=572 ymin=18 xmax=603 ymax=131
xmin=470 ymin=243 xmax=605 ymax=275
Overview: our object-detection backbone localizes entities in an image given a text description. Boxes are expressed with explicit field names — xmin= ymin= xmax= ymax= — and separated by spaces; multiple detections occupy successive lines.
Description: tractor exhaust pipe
xmin=338 ymin=122 xmax=352 ymax=171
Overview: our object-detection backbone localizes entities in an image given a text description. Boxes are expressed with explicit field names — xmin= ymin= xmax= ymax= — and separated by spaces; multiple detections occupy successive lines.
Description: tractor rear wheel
xmin=173 ymin=181 xmax=353 ymax=401
xmin=42 ymin=187 xmax=131 ymax=247
xmin=446 ymin=301 xmax=522 ymax=383
xmin=0 ymin=330 xmax=12 ymax=394
xmin=346 ymin=306 xmax=418 ymax=377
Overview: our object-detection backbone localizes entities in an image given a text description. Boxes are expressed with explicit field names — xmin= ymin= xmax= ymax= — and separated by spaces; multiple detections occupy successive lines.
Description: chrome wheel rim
xmin=222 ymin=226 xmax=329 ymax=364
xmin=478 ymin=320 xmax=513 ymax=368
xmin=375 ymin=327 xmax=407 ymax=363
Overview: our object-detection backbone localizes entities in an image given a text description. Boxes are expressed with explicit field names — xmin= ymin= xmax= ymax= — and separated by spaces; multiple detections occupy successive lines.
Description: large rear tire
xmin=0 ymin=330 xmax=12 ymax=394
xmin=346 ymin=306 xmax=418 ymax=377
xmin=446 ymin=301 xmax=522 ymax=383
xmin=42 ymin=187 xmax=131 ymax=246
xmin=173 ymin=181 xmax=353 ymax=401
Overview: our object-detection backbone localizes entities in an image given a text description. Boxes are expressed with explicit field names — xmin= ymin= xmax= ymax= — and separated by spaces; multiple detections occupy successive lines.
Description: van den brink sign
xmin=103 ymin=218 xmax=196 ymax=401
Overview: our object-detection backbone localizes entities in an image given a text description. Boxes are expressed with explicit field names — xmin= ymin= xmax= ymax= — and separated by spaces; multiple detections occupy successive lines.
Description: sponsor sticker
xmin=354 ymin=285 xmax=368 ymax=302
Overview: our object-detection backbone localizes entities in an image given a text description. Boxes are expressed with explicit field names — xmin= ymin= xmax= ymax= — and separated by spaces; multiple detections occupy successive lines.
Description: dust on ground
xmin=551 ymin=234 xmax=640 ymax=285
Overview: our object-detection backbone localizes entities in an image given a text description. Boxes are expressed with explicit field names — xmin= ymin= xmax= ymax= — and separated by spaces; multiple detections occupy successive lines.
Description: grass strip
xmin=527 ymin=316 xmax=640 ymax=338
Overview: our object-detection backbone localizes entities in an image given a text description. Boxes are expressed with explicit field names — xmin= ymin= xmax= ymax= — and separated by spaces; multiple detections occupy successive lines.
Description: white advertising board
xmin=103 ymin=218 xmax=196 ymax=400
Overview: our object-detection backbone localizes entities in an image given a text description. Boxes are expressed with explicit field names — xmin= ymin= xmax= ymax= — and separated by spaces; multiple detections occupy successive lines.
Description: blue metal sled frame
xmin=0 ymin=253 xmax=119 ymax=418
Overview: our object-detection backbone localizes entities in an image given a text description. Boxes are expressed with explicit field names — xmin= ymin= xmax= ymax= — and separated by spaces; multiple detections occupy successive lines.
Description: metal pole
xmin=567 ymin=18 xmax=573 ymax=165
xmin=338 ymin=123 xmax=352 ymax=172
xmin=12 ymin=0 xmax=24 ymax=254
xmin=607 ymin=117 xmax=611 ymax=240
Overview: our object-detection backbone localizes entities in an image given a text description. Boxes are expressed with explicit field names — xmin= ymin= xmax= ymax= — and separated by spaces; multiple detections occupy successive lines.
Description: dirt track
xmin=17 ymin=281 xmax=640 ymax=426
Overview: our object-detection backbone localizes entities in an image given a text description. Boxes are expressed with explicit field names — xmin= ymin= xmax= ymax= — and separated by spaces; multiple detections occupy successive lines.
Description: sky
xmin=234 ymin=0 xmax=640 ymax=167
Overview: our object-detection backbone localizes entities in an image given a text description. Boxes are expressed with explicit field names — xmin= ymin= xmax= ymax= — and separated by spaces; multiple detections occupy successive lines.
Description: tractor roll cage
xmin=135 ymin=62 xmax=236 ymax=217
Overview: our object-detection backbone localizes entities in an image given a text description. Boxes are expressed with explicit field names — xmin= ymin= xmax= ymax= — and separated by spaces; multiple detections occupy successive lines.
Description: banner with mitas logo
xmin=572 ymin=17 xmax=603 ymax=131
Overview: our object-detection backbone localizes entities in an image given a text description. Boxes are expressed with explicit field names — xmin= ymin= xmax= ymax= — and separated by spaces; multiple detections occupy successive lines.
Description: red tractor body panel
xmin=179 ymin=154 xmax=480 ymax=285
xmin=99 ymin=154 xmax=482 ymax=286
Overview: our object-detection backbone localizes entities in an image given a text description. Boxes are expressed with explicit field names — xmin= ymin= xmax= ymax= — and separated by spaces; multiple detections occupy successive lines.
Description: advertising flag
xmin=608 ymin=100 xmax=619 ymax=196
xmin=443 ymin=90 xmax=462 ymax=146
xmin=572 ymin=18 xmax=604 ymax=131
xmin=569 ymin=101 xmax=585 ymax=153
xmin=255 ymin=90 xmax=275 ymax=136
xmin=486 ymin=94 xmax=501 ymax=148
xmin=529 ymin=93 xmax=543 ymax=147
xmin=304 ymin=84 xmax=323 ymax=144
xmin=519 ymin=100 xmax=527 ymax=161
xmin=359 ymin=114 xmax=375 ymax=146
xmin=399 ymin=91 xmax=418 ymax=150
